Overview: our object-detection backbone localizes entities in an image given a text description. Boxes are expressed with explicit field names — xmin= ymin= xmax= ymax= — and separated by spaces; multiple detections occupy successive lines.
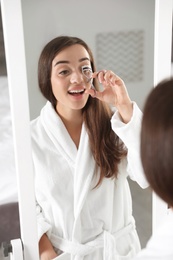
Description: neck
xmin=56 ymin=107 xmax=83 ymax=148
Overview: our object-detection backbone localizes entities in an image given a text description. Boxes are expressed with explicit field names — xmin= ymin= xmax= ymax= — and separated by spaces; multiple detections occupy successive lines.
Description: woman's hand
xmin=86 ymin=70 xmax=133 ymax=123
xmin=39 ymin=234 xmax=58 ymax=260
xmin=40 ymin=251 xmax=58 ymax=260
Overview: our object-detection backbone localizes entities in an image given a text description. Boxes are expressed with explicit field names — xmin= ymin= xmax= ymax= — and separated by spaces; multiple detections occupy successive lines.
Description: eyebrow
xmin=54 ymin=57 xmax=90 ymax=67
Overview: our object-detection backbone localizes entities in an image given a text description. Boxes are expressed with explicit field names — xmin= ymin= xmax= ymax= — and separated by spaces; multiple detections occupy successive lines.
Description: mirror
xmin=23 ymin=0 xmax=156 ymax=249
xmin=0 ymin=0 xmax=172 ymax=258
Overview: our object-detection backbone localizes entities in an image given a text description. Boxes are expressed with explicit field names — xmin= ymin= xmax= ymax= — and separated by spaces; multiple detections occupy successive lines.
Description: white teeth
xmin=68 ymin=89 xmax=84 ymax=94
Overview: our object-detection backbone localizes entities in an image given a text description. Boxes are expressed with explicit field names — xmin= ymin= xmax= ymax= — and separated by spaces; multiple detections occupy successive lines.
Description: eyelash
xmin=58 ymin=65 xmax=92 ymax=76
xmin=81 ymin=66 xmax=92 ymax=72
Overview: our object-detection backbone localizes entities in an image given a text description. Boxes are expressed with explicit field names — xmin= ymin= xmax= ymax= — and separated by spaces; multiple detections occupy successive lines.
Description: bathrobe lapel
xmin=73 ymin=124 xmax=95 ymax=219
xmin=72 ymin=123 xmax=96 ymax=246
xmin=41 ymin=102 xmax=96 ymax=242
xmin=41 ymin=102 xmax=77 ymax=168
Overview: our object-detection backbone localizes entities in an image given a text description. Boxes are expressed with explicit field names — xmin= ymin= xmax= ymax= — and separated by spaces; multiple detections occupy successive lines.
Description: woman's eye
xmin=81 ymin=66 xmax=92 ymax=79
xmin=59 ymin=70 xmax=70 ymax=76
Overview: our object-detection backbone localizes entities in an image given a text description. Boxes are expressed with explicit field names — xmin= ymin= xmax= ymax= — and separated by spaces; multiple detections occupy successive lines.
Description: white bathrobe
xmin=133 ymin=209 xmax=173 ymax=260
xmin=30 ymin=101 xmax=148 ymax=260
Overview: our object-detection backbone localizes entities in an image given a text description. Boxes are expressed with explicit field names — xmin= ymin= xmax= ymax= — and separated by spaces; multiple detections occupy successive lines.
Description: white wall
xmin=21 ymin=0 xmax=155 ymax=119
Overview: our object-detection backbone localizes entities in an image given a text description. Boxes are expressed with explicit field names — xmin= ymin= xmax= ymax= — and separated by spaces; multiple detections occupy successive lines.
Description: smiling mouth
xmin=68 ymin=89 xmax=85 ymax=95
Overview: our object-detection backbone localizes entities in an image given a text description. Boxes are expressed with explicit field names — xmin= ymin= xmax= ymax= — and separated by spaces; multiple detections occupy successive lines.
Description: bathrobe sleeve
xmin=35 ymin=201 xmax=52 ymax=241
xmin=111 ymin=102 xmax=148 ymax=189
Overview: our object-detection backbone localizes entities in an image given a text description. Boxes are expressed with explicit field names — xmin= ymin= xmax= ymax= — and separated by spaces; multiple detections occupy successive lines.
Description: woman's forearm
xmin=39 ymin=233 xmax=58 ymax=260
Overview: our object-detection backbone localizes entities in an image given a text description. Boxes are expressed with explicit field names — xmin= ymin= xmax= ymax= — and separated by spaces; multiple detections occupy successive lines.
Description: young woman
xmin=133 ymin=78 xmax=173 ymax=260
xmin=30 ymin=36 xmax=148 ymax=260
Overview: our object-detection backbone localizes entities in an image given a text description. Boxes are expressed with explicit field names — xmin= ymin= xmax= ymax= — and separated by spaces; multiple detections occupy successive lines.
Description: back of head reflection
xmin=134 ymin=78 xmax=173 ymax=259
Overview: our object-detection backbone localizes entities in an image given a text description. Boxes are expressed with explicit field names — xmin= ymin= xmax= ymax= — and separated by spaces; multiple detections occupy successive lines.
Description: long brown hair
xmin=38 ymin=36 xmax=127 ymax=186
xmin=141 ymin=78 xmax=173 ymax=206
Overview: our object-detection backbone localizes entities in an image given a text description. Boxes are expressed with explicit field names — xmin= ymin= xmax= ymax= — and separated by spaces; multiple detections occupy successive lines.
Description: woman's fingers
xmin=92 ymin=70 xmax=107 ymax=83
xmin=85 ymin=88 xmax=98 ymax=98
xmin=92 ymin=70 xmax=123 ymax=87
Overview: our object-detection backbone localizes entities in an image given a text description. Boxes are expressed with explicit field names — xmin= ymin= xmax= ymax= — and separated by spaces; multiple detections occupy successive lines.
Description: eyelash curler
xmin=81 ymin=66 xmax=95 ymax=89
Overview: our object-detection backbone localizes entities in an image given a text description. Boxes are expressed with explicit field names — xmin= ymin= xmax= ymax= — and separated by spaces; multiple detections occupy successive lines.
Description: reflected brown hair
xmin=38 ymin=36 xmax=127 ymax=186
xmin=141 ymin=78 xmax=173 ymax=206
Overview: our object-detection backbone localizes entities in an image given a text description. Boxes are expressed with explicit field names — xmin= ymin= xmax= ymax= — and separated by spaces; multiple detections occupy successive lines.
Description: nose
xmin=70 ymin=71 xmax=83 ymax=84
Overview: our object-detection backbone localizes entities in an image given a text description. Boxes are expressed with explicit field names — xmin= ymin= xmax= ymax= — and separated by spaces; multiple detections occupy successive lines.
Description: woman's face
xmin=51 ymin=44 xmax=92 ymax=116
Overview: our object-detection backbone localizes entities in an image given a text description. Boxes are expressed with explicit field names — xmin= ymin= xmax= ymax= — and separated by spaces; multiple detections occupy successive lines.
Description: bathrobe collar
xmin=40 ymin=101 xmax=96 ymax=232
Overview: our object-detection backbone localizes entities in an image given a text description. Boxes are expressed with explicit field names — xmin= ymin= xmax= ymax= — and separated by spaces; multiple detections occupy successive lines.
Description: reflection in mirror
xmin=30 ymin=35 xmax=149 ymax=259
xmin=23 ymin=0 xmax=155 ymax=253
